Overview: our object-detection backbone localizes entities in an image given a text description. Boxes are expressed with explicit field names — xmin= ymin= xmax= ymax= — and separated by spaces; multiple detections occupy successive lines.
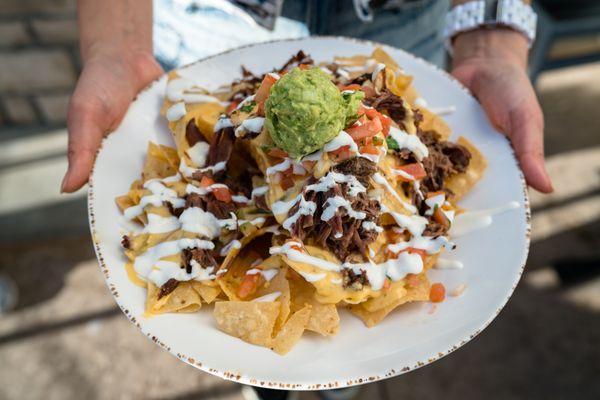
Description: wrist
xmin=452 ymin=28 xmax=529 ymax=68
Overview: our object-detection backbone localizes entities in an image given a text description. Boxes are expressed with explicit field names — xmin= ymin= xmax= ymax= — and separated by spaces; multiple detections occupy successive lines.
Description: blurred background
xmin=0 ymin=0 xmax=598 ymax=399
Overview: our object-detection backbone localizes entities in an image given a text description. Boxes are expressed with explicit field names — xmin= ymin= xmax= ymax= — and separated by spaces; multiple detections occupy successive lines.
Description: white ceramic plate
xmin=89 ymin=36 xmax=530 ymax=390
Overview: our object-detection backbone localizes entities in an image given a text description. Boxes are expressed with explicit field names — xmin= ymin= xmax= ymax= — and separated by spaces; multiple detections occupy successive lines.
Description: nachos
xmin=117 ymin=48 xmax=486 ymax=354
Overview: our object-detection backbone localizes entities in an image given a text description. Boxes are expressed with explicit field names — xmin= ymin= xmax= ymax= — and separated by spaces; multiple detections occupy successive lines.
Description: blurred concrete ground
xmin=0 ymin=62 xmax=599 ymax=400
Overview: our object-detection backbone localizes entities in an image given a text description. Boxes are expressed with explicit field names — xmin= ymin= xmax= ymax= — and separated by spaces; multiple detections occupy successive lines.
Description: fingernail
xmin=60 ymin=171 xmax=69 ymax=193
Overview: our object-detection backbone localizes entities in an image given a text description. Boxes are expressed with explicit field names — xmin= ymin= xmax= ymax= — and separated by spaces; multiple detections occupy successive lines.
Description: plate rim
xmin=87 ymin=35 xmax=531 ymax=390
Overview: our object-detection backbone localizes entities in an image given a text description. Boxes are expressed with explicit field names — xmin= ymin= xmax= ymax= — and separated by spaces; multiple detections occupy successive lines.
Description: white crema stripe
xmin=270 ymin=241 xmax=423 ymax=291
xmin=134 ymin=238 xmax=214 ymax=280
xmin=388 ymin=126 xmax=428 ymax=160
xmin=166 ymin=102 xmax=186 ymax=121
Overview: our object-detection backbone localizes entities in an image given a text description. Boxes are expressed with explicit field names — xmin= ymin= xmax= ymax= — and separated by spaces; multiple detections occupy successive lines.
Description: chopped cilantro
xmin=240 ymin=101 xmax=256 ymax=113
xmin=386 ymin=136 xmax=399 ymax=150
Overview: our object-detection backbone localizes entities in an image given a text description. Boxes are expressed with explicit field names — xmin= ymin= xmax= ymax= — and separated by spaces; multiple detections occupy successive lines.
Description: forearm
xmin=77 ymin=0 xmax=154 ymax=62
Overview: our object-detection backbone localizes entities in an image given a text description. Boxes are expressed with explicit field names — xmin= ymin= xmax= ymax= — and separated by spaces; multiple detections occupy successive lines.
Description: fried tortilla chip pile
xmin=117 ymin=48 xmax=487 ymax=354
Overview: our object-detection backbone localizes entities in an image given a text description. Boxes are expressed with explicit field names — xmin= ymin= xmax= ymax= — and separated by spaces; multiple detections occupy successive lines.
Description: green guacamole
xmin=265 ymin=67 xmax=364 ymax=158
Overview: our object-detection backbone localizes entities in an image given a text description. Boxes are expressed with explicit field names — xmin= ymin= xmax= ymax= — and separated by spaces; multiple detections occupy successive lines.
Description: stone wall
xmin=0 ymin=0 xmax=79 ymax=130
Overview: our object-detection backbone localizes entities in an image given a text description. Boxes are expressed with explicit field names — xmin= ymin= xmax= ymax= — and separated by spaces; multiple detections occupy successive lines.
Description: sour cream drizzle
xmin=166 ymin=102 xmax=186 ymax=122
xmin=270 ymin=241 xmax=423 ymax=291
xmin=234 ymin=117 xmax=265 ymax=138
xmin=214 ymin=115 xmax=233 ymax=132
xmin=373 ymin=173 xmax=417 ymax=214
xmin=134 ymin=238 xmax=214 ymax=280
xmin=253 ymin=291 xmax=281 ymax=302
xmin=124 ymin=178 xmax=185 ymax=220
xmin=435 ymin=258 xmax=464 ymax=270
xmin=186 ymin=141 xmax=210 ymax=167
xmin=450 ymin=201 xmax=520 ymax=237
xmin=387 ymin=126 xmax=429 ymax=161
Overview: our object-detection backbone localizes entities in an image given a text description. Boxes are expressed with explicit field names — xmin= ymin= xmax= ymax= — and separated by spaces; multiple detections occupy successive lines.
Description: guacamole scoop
xmin=265 ymin=67 xmax=363 ymax=158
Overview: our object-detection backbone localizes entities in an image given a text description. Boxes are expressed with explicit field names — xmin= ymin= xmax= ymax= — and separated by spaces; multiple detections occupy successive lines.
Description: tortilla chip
xmin=418 ymin=107 xmax=452 ymax=140
xmin=146 ymin=281 xmax=202 ymax=314
xmin=445 ymin=136 xmax=487 ymax=201
xmin=254 ymin=264 xmax=290 ymax=333
xmin=142 ymin=142 xmax=180 ymax=181
xmin=214 ymin=301 xmax=279 ymax=347
xmin=361 ymin=281 xmax=408 ymax=312
xmin=192 ymin=281 xmax=222 ymax=304
xmin=218 ymin=233 xmax=274 ymax=300
xmin=270 ymin=305 xmax=311 ymax=355
xmin=290 ymin=277 xmax=339 ymax=336
xmin=349 ymin=273 xmax=430 ymax=327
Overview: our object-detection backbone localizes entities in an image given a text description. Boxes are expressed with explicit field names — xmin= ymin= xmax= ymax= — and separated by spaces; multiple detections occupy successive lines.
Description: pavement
xmin=0 ymin=63 xmax=599 ymax=400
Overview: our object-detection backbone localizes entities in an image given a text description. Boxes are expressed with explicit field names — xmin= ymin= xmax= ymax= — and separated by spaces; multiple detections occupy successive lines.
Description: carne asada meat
xmin=417 ymin=130 xmax=471 ymax=195
xmin=182 ymin=247 xmax=219 ymax=273
xmin=334 ymin=157 xmax=377 ymax=187
xmin=185 ymin=118 xmax=205 ymax=147
xmin=289 ymin=178 xmax=381 ymax=262
xmin=278 ymin=50 xmax=314 ymax=73
xmin=184 ymin=192 xmax=235 ymax=220
xmin=158 ymin=278 xmax=179 ymax=299
xmin=364 ymin=89 xmax=407 ymax=126
xmin=341 ymin=267 xmax=370 ymax=291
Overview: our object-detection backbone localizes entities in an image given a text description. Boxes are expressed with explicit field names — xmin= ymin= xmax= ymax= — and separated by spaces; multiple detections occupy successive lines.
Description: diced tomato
xmin=254 ymin=73 xmax=278 ymax=103
xmin=433 ymin=207 xmax=451 ymax=229
xmin=200 ymin=176 xmax=215 ymax=187
xmin=346 ymin=117 xmax=383 ymax=141
xmin=338 ymin=83 xmax=362 ymax=91
xmin=268 ymin=147 xmax=289 ymax=159
xmin=237 ymin=273 xmax=262 ymax=299
xmin=395 ymin=163 xmax=426 ymax=181
xmin=380 ymin=114 xmax=392 ymax=136
xmin=429 ymin=283 xmax=446 ymax=303
xmin=364 ymin=108 xmax=380 ymax=119
xmin=226 ymin=101 xmax=239 ymax=113
xmin=406 ymin=274 xmax=421 ymax=287
xmin=360 ymin=144 xmax=380 ymax=155
xmin=212 ymin=186 xmax=232 ymax=203
xmin=383 ymin=279 xmax=391 ymax=291
xmin=329 ymin=145 xmax=354 ymax=162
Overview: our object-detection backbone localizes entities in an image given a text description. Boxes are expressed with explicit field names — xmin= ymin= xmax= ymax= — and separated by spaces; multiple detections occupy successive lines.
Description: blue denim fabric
xmin=154 ymin=0 xmax=449 ymax=70
xmin=282 ymin=0 xmax=450 ymax=67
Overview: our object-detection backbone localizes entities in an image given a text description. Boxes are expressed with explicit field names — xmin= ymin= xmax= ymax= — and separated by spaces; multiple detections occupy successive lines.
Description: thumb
xmin=61 ymin=97 xmax=107 ymax=193
xmin=507 ymin=105 xmax=554 ymax=193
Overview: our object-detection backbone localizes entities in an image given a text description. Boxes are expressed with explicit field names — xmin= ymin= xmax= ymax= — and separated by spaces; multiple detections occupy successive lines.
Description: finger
xmin=507 ymin=103 xmax=554 ymax=193
xmin=61 ymin=96 xmax=106 ymax=193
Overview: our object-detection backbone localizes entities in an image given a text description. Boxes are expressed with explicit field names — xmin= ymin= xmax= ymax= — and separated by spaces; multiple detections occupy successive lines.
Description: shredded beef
xmin=184 ymin=192 xmax=235 ymax=220
xmin=278 ymin=50 xmax=314 ymax=73
xmin=341 ymin=268 xmax=369 ymax=290
xmin=418 ymin=130 xmax=472 ymax=194
xmin=182 ymin=247 xmax=218 ymax=274
xmin=423 ymin=220 xmax=449 ymax=237
xmin=208 ymin=126 xmax=235 ymax=171
xmin=364 ymin=90 xmax=407 ymax=126
xmin=121 ymin=235 xmax=131 ymax=250
xmin=253 ymin=194 xmax=269 ymax=211
xmin=185 ymin=119 xmax=205 ymax=147
xmin=158 ymin=279 xmax=179 ymax=299
xmin=348 ymin=72 xmax=372 ymax=85
xmin=290 ymin=180 xmax=381 ymax=262
xmin=333 ymin=157 xmax=377 ymax=186
xmin=165 ymin=201 xmax=184 ymax=217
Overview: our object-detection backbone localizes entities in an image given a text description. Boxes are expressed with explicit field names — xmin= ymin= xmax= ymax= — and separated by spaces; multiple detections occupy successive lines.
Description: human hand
xmin=61 ymin=50 xmax=163 ymax=192
xmin=451 ymin=28 xmax=553 ymax=193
